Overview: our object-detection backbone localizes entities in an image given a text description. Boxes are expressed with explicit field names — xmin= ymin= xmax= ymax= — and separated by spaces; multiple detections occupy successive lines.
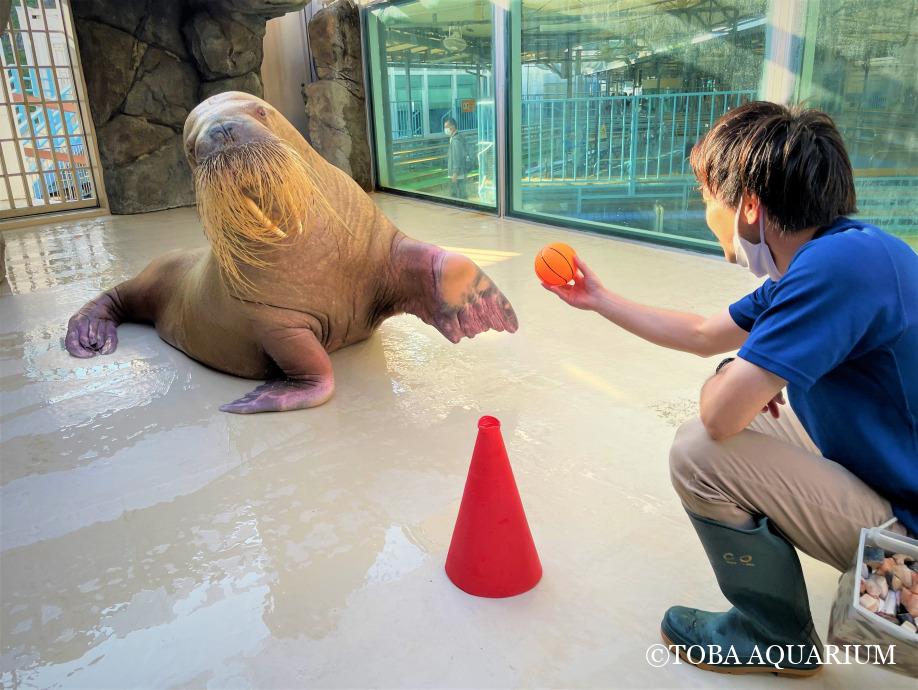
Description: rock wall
xmin=72 ymin=0 xmax=307 ymax=214
xmin=302 ymin=0 xmax=371 ymax=191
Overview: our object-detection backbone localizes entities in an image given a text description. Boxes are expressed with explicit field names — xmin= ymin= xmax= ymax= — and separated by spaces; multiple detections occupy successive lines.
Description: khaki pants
xmin=670 ymin=406 xmax=907 ymax=572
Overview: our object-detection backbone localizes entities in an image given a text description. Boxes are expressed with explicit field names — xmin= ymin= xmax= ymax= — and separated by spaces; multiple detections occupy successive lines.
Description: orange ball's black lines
xmin=546 ymin=246 xmax=575 ymax=279
xmin=537 ymin=250 xmax=569 ymax=284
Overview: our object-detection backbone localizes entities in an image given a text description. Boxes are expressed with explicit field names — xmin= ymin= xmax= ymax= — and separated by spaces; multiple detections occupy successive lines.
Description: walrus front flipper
xmin=429 ymin=253 xmax=519 ymax=343
xmin=65 ymin=250 xmax=191 ymax=359
xmin=65 ymin=289 xmax=127 ymax=358
xmin=219 ymin=328 xmax=334 ymax=413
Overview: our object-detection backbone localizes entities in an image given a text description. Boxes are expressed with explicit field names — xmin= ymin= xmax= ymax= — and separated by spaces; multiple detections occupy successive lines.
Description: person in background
xmin=545 ymin=101 xmax=918 ymax=676
xmin=444 ymin=117 xmax=467 ymax=200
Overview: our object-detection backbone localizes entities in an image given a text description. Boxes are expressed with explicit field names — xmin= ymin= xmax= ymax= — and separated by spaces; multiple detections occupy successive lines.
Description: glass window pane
xmin=55 ymin=67 xmax=75 ymax=99
xmin=11 ymin=104 xmax=29 ymax=139
xmin=26 ymin=172 xmax=46 ymax=205
xmin=510 ymin=0 xmax=766 ymax=247
xmin=1 ymin=0 xmax=100 ymax=216
xmin=9 ymin=174 xmax=28 ymax=208
xmin=509 ymin=0 xmax=917 ymax=250
xmin=1 ymin=34 xmax=15 ymax=65
xmin=801 ymin=1 xmax=918 ymax=249
xmin=28 ymin=23 xmax=52 ymax=67
xmin=30 ymin=103 xmax=46 ymax=136
xmin=366 ymin=0 xmax=497 ymax=209
xmin=69 ymin=135 xmax=86 ymax=160
xmin=0 ymin=106 xmax=12 ymax=135
xmin=2 ymin=141 xmax=22 ymax=174
xmin=0 ymin=177 xmax=8 ymax=209
xmin=38 ymin=66 xmax=56 ymax=99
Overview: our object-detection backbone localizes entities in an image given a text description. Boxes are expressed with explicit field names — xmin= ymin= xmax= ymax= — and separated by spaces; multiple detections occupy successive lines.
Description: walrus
xmin=64 ymin=92 xmax=518 ymax=413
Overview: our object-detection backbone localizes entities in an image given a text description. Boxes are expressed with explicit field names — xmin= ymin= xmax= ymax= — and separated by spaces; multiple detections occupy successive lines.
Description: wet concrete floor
xmin=1 ymin=196 xmax=911 ymax=688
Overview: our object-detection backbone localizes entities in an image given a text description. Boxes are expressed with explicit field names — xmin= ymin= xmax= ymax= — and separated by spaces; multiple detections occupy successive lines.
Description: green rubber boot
xmin=661 ymin=512 xmax=823 ymax=676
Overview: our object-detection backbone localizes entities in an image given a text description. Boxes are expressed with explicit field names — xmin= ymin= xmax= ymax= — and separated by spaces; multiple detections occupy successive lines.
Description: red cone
xmin=445 ymin=416 xmax=542 ymax=597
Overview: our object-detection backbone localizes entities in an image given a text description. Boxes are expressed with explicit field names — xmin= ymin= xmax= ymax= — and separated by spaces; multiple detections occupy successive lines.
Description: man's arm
xmin=700 ymin=357 xmax=787 ymax=440
xmin=592 ymin=296 xmax=748 ymax=357
xmin=544 ymin=257 xmax=748 ymax=357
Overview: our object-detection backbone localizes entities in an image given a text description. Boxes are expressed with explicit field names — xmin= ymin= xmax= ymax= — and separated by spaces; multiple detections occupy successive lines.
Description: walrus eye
xmin=256 ymin=106 xmax=268 ymax=119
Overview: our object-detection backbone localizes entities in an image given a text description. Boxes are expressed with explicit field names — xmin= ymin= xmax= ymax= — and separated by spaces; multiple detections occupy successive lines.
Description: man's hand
xmin=451 ymin=175 xmax=458 ymax=182
xmin=762 ymin=390 xmax=786 ymax=418
xmin=542 ymin=256 xmax=606 ymax=311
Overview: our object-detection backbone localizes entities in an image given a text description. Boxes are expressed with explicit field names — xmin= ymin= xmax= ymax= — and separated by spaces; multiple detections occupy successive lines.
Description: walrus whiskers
xmin=193 ymin=140 xmax=333 ymax=293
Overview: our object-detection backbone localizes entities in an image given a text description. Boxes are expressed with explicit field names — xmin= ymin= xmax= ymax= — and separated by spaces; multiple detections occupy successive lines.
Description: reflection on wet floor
xmin=2 ymin=221 xmax=116 ymax=295
xmin=1 ymin=199 xmax=909 ymax=688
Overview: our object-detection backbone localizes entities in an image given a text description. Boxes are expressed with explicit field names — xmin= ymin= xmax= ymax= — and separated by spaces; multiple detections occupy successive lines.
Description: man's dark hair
xmin=690 ymin=101 xmax=857 ymax=233
xmin=444 ymin=117 xmax=458 ymax=129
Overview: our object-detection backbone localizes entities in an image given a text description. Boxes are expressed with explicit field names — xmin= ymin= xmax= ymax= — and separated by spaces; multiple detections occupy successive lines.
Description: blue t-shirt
xmin=729 ymin=217 xmax=918 ymax=535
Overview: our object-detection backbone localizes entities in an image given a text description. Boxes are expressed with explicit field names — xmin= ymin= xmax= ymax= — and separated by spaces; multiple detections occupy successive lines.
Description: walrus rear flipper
xmin=220 ymin=327 xmax=334 ymax=413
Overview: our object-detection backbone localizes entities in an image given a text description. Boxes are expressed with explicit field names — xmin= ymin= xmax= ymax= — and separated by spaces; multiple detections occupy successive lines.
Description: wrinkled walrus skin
xmin=65 ymin=92 xmax=519 ymax=413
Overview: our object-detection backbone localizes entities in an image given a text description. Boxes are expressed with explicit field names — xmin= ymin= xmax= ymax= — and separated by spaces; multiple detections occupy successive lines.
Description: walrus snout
xmin=184 ymin=92 xmax=293 ymax=167
xmin=195 ymin=119 xmax=273 ymax=162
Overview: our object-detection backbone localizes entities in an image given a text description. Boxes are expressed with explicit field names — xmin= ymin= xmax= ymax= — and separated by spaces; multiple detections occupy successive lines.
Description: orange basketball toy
xmin=535 ymin=242 xmax=577 ymax=286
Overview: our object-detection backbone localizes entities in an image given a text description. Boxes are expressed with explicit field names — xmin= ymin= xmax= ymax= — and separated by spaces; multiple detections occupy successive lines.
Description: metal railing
xmin=389 ymin=100 xmax=422 ymax=139
xmin=387 ymin=90 xmax=755 ymax=188
xmin=520 ymin=90 xmax=756 ymax=189
xmin=389 ymin=99 xmax=480 ymax=140
xmin=454 ymin=100 xmax=477 ymax=133
xmin=32 ymin=166 xmax=92 ymax=201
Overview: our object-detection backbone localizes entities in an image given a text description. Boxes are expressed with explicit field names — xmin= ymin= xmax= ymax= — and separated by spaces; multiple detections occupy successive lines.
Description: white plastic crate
xmin=828 ymin=524 xmax=918 ymax=677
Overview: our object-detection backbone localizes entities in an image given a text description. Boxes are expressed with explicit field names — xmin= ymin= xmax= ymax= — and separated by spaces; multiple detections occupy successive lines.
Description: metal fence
xmin=389 ymin=99 xmax=480 ymax=140
xmin=389 ymin=90 xmax=755 ymax=185
xmin=390 ymin=100 xmax=422 ymax=139
xmin=520 ymin=90 xmax=756 ymax=188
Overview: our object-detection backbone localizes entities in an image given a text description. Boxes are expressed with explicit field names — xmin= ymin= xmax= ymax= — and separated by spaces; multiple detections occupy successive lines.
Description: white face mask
xmin=733 ymin=201 xmax=783 ymax=281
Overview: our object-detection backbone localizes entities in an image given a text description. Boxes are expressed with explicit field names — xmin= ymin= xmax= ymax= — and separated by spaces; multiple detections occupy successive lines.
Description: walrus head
xmin=183 ymin=91 xmax=329 ymax=292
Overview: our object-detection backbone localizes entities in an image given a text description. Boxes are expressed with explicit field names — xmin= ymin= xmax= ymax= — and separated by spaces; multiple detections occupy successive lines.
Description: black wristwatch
xmin=715 ymin=357 xmax=735 ymax=374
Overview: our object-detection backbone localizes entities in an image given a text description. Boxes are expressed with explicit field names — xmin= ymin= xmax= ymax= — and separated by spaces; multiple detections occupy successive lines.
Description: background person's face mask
xmin=733 ymin=202 xmax=783 ymax=281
